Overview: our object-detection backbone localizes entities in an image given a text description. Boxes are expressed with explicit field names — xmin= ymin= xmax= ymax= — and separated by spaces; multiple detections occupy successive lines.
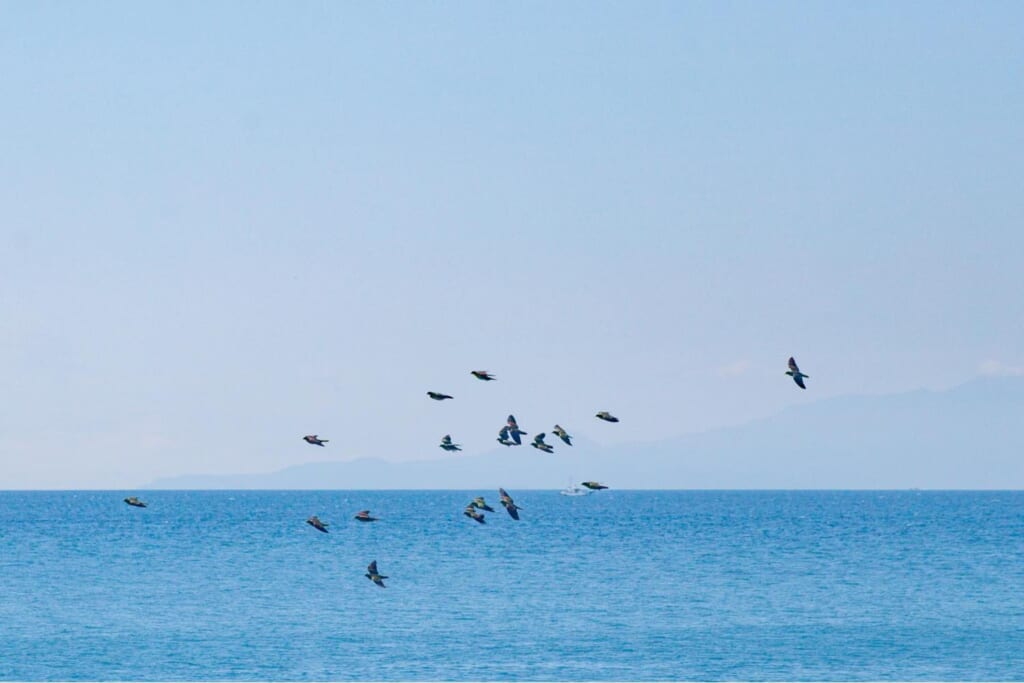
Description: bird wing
xmin=788 ymin=357 xmax=800 ymax=373
xmin=533 ymin=433 xmax=546 ymax=445
xmin=498 ymin=426 xmax=509 ymax=439
xmin=441 ymin=435 xmax=452 ymax=445
xmin=507 ymin=415 xmax=518 ymax=427
xmin=793 ymin=375 xmax=807 ymax=389
xmin=367 ymin=560 xmax=378 ymax=574
xmin=510 ymin=430 xmax=522 ymax=445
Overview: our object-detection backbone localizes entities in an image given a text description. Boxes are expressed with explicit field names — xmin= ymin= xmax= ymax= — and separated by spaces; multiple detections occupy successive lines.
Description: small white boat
xmin=560 ymin=482 xmax=590 ymax=497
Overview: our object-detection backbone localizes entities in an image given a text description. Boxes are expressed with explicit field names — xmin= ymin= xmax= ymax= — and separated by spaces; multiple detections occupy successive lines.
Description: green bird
xmin=463 ymin=505 xmax=486 ymax=524
xmin=470 ymin=497 xmax=495 ymax=512
xmin=552 ymin=425 xmax=572 ymax=446
xmin=531 ymin=433 xmax=554 ymax=453
xmin=499 ymin=488 xmax=522 ymax=521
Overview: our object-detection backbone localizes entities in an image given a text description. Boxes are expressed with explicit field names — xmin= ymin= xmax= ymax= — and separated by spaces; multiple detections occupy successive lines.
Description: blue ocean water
xmin=1 ymin=490 xmax=1022 ymax=681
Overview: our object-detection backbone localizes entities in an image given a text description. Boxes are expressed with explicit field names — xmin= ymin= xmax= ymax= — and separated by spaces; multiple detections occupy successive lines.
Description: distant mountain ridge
xmin=145 ymin=377 xmax=1024 ymax=489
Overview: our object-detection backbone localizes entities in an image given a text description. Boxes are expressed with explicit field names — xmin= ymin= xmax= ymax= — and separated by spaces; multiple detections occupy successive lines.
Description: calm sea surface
xmin=1 ymin=490 xmax=1022 ymax=680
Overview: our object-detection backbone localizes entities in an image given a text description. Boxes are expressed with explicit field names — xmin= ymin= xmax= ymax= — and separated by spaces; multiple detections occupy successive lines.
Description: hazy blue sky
xmin=2 ymin=2 xmax=1022 ymax=488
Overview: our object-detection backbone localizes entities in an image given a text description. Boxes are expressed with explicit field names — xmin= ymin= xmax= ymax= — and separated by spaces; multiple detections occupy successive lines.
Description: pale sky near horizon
xmin=2 ymin=2 xmax=1023 ymax=488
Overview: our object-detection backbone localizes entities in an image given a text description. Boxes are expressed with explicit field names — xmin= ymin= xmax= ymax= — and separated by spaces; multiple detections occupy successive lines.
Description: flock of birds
xmin=122 ymin=358 xmax=811 ymax=588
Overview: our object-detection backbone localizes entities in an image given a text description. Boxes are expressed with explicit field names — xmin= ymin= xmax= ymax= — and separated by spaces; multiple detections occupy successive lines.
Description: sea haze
xmin=1 ymin=490 xmax=1022 ymax=680
xmin=147 ymin=377 xmax=1024 ymax=490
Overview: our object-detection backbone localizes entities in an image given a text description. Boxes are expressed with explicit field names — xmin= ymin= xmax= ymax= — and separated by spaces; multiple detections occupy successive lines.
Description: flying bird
xmin=497 ymin=426 xmax=515 ymax=447
xmin=581 ymin=481 xmax=608 ymax=490
xmin=531 ymin=433 xmax=554 ymax=453
xmin=470 ymin=497 xmax=495 ymax=512
xmin=506 ymin=415 xmax=527 ymax=445
xmin=499 ymin=488 xmax=522 ymax=520
xmin=786 ymin=357 xmax=810 ymax=389
xmin=303 ymin=435 xmax=328 ymax=446
xmin=595 ymin=412 xmax=619 ymax=423
xmin=463 ymin=505 xmax=486 ymax=524
xmin=306 ymin=515 xmax=329 ymax=533
xmin=123 ymin=496 xmax=147 ymax=508
xmin=471 ymin=370 xmax=496 ymax=381
xmin=354 ymin=510 xmax=378 ymax=522
xmin=439 ymin=434 xmax=462 ymax=452
xmin=552 ymin=425 xmax=572 ymax=446
xmin=427 ymin=391 xmax=453 ymax=400
xmin=365 ymin=560 xmax=388 ymax=588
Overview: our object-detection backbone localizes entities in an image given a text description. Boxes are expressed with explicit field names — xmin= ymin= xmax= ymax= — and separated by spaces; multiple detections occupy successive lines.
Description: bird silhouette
xmin=499 ymin=488 xmax=522 ymax=520
xmin=531 ymin=433 xmax=554 ymax=453
xmin=470 ymin=497 xmax=495 ymax=512
xmin=123 ymin=496 xmax=147 ymax=508
xmin=786 ymin=357 xmax=810 ymax=389
xmin=471 ymin=370 xmax=496 ymax=381
xmin=463 ymin=505 xmax=486 ymax=524
xmin=427 ymin=391 xmax=453 ymax=400
xmin=354 ymin=510 xmax=378 ymax=522
xmin=552 ymin=425 xmax=573 ymax=446
xmin=595 ymin=411 xmax=619 ymax=423
xmin=496 ymin=426 xmax=515 ymax=446
xmin=581 ymin=481 xmax=609 ymax=490
xmin=303 ymin=435 xmax=328 ymax=446
xmin=506 ymin=415 xmax=527 ymax=445
xmin=365 ymin=560 xmax=388 ymax=587
xmin=439 ymin=434 xmax=462 ymax=452
xmin=306 ymin=515 xmax=329 ymax=533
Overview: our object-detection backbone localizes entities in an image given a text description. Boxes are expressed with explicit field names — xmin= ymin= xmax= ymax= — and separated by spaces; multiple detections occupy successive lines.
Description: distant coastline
xmin=141 ymin=376 xmax=1024 ymax=491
